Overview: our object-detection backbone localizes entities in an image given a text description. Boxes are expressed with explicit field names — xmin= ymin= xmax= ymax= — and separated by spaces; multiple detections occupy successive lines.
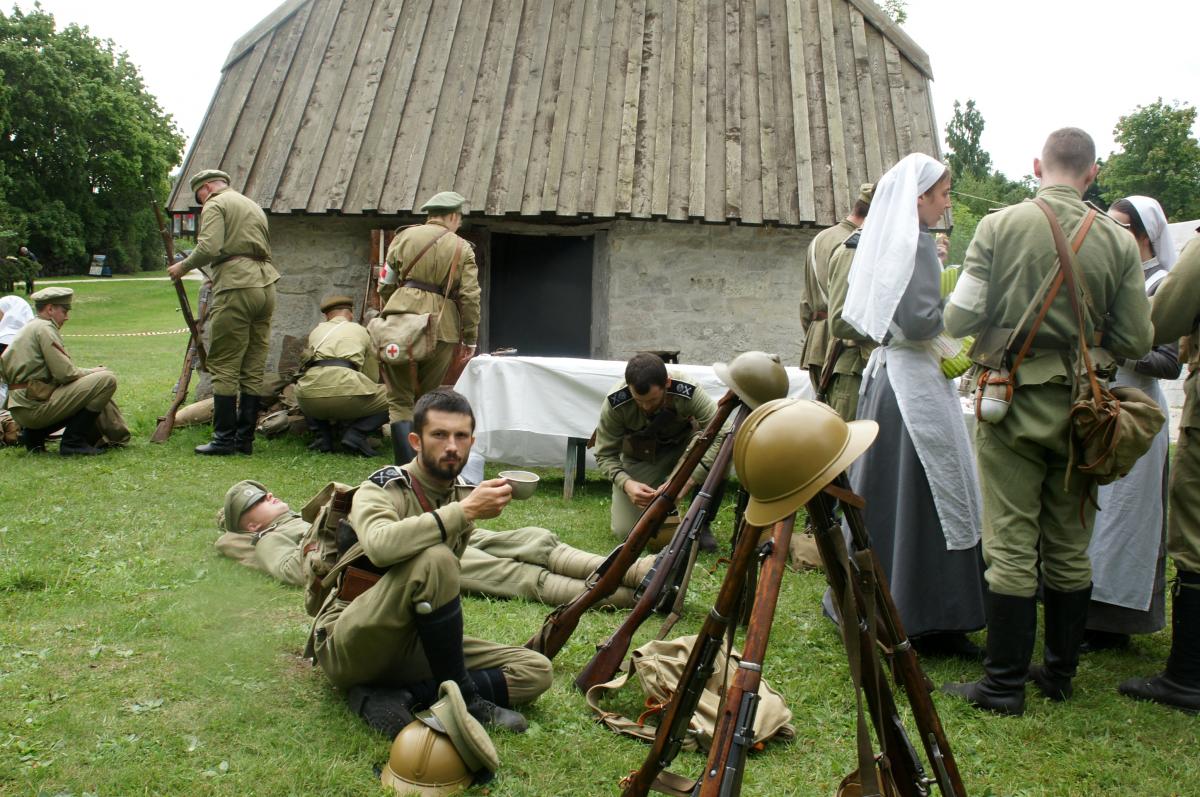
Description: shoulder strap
xmin=431 ymin=239 xmax=464 ymax=328
xmin=1006 ymin=204 xmax=1096 ymax=380
xmin=398 ymin=227 xmax=452 ymax=282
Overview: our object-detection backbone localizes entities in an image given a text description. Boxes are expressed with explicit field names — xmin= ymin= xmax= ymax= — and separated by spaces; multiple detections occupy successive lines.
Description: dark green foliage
xmin=0 ymin=7 xmax=184 ymax=272
xmin=946 ymin=100 xmax=993 ymax=180
xmin=1099 ymin=99 xmax=1200 ymax=220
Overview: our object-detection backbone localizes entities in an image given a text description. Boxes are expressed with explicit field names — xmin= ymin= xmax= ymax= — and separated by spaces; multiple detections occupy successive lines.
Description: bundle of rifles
xmin=525 ymin=391 xmax=968 ymax=797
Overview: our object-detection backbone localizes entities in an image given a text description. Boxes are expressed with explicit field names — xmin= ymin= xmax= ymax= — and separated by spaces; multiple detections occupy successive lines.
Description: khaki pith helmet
xmin=734 ymin=399 xmax=878 ymax=526
xmin=380 ymin=681 xmax=497 ymax=796
xmin=222 ymin=479 xmax=268 ymax=534
xmin=712 ymin=351 xmax=790 ymax=409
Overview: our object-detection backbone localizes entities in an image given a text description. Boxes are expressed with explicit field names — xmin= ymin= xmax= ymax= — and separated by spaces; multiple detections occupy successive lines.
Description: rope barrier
xmin=64 ymin=328 xmax=189 ymax=338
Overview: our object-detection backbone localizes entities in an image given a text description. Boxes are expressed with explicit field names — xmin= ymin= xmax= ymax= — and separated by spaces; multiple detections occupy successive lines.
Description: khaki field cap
xmin=30 ymin=286 xmax=73 ymax=309
xmin=189 ymin=169 xmax=230 ymax=201
xmin=319 ymin=294 xmax=354 ymax=314
xmin=420 ymin=191 xmax=467 ymax=214
xmin=222 ymin=479 xmax=268 ymax=534
xmin=734 ymin=399 xmax=878 ymax=526
xmin=713 ymin=351 xmax=789 ymax=409
xmin=858 ymin=182 xmax=876 ymax=206
xmin=380 ymin=681 xmax=498 ymax=796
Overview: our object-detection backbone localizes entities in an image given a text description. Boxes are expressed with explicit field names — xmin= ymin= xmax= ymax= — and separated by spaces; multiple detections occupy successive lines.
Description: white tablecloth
xmin=454 ymin=355 xmax=813 ymax=468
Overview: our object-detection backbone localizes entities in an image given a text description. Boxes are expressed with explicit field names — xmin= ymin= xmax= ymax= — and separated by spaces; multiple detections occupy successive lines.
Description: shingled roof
xmin=168 ymin=0 xmax=940 ymax=227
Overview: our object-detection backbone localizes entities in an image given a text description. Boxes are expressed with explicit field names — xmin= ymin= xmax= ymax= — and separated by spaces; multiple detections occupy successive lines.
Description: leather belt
xmin=8 ymin=382 xmax=28 ymax=390
xmin=402 ymin=279 xmax=447 ymax=296
xmin=310 ymin=358 xmax=359 ymax=371
xmin=214 ymin=254 xmax=269 ymax=266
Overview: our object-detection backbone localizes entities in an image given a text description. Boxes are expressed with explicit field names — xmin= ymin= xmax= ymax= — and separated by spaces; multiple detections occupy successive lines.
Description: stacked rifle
xmin=525 ymin=389 xmax=967 ymax=797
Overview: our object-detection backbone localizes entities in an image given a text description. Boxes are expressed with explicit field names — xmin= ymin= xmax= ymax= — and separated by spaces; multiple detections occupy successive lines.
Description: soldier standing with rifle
xmin=167 ymin=169 xmax=278 ymax=456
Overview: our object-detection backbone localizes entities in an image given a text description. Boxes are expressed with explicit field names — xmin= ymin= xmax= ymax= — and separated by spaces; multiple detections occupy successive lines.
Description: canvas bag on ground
xmin=585 ymin=634 xmax=794 ymax=752
xmin=368 ymin=233 xmax=462 ymax=366
xmin=1034 ymin=198 xmax=1166 ymax=486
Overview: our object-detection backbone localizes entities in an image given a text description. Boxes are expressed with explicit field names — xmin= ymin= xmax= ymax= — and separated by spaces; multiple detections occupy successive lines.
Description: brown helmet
xmin=380 ymin=681 xmax=498 ymax=796
xmin=713 ymin=351 xmax=790 ymax=409
xmin=733 ymin=399 xmax=878 ymax=526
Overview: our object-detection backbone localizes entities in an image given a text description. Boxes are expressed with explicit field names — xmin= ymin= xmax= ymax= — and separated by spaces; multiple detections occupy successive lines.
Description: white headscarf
xmin=0 ymin=294 xmax=34 ymax=346
xmin=1125 ymin=195 xmax=1177 ymax=271
xmin=842 ymin=153 xmax=947 ymax=343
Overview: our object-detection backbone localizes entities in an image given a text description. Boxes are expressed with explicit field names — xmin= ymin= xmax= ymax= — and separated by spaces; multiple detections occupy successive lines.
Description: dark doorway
xmin=488 ymin=233 xmax=593 ymax=357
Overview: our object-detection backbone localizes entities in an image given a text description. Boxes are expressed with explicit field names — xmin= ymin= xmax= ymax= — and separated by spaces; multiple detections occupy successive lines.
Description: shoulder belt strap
xmin=398 ymin=227 xmax=452 ymax=282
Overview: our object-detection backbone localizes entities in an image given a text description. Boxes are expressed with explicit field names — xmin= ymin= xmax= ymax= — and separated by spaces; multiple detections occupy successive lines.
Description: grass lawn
xmin=1 ymin=279 xmax=1195 ymax=796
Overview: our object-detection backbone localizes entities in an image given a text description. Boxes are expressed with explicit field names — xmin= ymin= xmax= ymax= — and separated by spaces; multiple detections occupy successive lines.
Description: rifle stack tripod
xmin=526 ymin=395 xmax=966 ymax=797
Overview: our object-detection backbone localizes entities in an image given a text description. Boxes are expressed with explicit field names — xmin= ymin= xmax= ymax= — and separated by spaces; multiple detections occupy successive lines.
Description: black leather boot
xmin=346 ymin=685 xmax=416 ymax=736
xmin=390 ymin=420 xmax=416 ymax=465
xmin=1119 ymin=570 xmax=1200 ymax=714
xmin=196 ymin=394 xmax=237 ymax=455
xmin=941 ymin=591 xmax=1037 ymax=716
xmin=1029 ymin=584 xmax=1093 ymax=701
xmin=19 ymin=425 xmax=50 ymax=453
xmin=341 ymin=412 xmax=388 ymax=457
xmin=413 ymin=598 xmax=528 ymax=733
xmin=307 ymin=419 xmax=335 ymax=453
xmin=234 ymin=393 xmax=259 ymax=454
xmin=59 ymin=409 xmax=103 ymax=456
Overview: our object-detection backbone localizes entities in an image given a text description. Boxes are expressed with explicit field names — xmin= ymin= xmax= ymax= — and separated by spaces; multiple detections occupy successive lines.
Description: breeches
xmin=381 ymin=341 xmax=457 ymax=422
xmin=297 ymin=390 xmax=389 ymax=423
xmin=610 ymin=446 xmax=685 ymax=539
xmin=313 ymin=544 xmax=551 ymax=703
xmin=206 ymin=285 xmax=276 ymax=396
xmin=974 ymin=383 xmax=1094 ymax=597
xmin=1169 ymin=425 xmax=1200 ymax=573
xmin=11 ymin=371 xmax=129 ymax=443
xmin=461 ymin=527 xmax=561 ymax=600
xmin=827 ymin=373 xmax=862 ymax=422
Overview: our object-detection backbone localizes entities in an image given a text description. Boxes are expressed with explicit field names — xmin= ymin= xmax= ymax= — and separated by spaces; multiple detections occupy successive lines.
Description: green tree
xmin=945 ymin=99 xmax=992 ymax=180
xmin=881 ymin=0 xmax=907 ymax=23
xmin=1100 ymin=99 xmax=1200 ymax=220
xmin=0 ymin=7 xmax=183 ymax=272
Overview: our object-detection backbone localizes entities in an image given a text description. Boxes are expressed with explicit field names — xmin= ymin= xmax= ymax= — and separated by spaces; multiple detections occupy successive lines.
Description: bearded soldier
xmin=308 ymin=389 xmax=550 ymax=736
xmin=0 ymin=287 xmax=129 ymax=454
xmin=942 ymin=128 xmax=1152 ymax=715
xmin=378 ymin=191 xmax=481 ymax=465
xmin=168 ymin=169 xmax=278 ymax=456
xmin=294 ymin=294 xmax=389 ymax=456
xmin=1118 ymin=234 xmax=1200 ymax=713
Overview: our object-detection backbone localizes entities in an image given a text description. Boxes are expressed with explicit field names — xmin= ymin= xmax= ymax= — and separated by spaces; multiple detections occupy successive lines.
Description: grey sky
xmin=14 ymin=0 xmax=1199 ymax=185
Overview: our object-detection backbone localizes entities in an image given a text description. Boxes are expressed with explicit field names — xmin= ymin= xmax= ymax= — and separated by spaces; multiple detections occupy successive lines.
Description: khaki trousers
xmin=313 ymin=544 xmax=552 ymax=703
xmin=975 ymin=383 xmax=1095 ymax=597
xmin=826 ymin=373 xmax=862 ymax=422
xmin=1169 ymin=425 xmax=1200 ymax=573
xmin=10 ymin=370 xmax=130 ymax=443
xmin=207 ymin=285 xmax=276 ymax=396
xmin=381 ymin=341 xmax=457 ymax=422
xmin=610 ymin=443 xmax=686 ymax=539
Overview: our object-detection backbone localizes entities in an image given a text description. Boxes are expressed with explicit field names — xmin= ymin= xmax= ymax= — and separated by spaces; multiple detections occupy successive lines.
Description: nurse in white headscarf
xmin=1083 ymin=195 xmax=1181 ymax=651
xmin=841 ymin=153 xmax=986 ymax=658
xmin=0 ymin=294 xmax=35 ymax=406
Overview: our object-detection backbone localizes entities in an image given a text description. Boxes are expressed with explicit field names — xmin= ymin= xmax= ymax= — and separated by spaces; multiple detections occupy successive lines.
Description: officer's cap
xmin=190 ymin=169 xmax=231 ymax=201
xmin=222 ymin=479 xmax=269 ymax=534
xmin=419 ymin=191 xmax=467 ymax=214
xmin=30 ymin=286 xmax=74 ymax=309
xmin=319 ymin=294 xmax=355 ymax=314
xmin=424 ymin=681 xmax=499 ymax=775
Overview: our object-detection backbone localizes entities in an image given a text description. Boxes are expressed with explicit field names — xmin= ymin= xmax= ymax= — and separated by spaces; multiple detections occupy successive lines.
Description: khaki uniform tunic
xmin=379 ymin=222 xmax=481 ymax=421
xmin=594 ymin=373 xmax=720 ymax=539
xmin=176 ymin=186 xmax=279 ymax=396
xmin=826 ymin=233 xmax=878 ymax=421
xmin=214 ymin=513 xmax=308 ymax=587
xmin=1149 ymin=237 xmax=1200 ymax=573
xmin=294 ymin=317 xmax=388 ymax=422
xmin=310 ymin=461 xmax=552 ymax=701
xmin=800 ymin=220 xmax=857 ymax=386
xmin=0 ymin=318 xmax=129 ymax=442
xmin=944 ymin=185 xmax=1152 ymax=596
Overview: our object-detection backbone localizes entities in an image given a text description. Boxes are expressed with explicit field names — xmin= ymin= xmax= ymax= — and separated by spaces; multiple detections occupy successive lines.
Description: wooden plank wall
xmin=170 ymin=0 xmax=942 ymax=228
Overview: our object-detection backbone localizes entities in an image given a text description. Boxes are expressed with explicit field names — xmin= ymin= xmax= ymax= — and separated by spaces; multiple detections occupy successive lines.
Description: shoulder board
xmin=668 ymin=380 xmax=698 ymax=400
xmin=368 ymin=466 xmax=411 ymax=489
xmin=986 ymin=205 xmax=1007 ymax=215
xmin=607 ymin=386 xmax=633 ymax=409
xmin=844 ymin=231 xmax=861 ymax=248
xmin=1085 ymin=200 xmax=1106 ymax=212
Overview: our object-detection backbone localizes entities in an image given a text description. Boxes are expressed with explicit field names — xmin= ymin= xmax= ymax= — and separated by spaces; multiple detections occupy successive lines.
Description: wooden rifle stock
xmin=151 ymin=201 xmax=208 ymax=370
xmin=525 ymin=391 xmax=740 ymax=659
xmin=698 ymin=515 xmax=795 ymax=797
xmin=833 ymin=475 xmax=966 ymax=797
xmin=619 ymin=516 xmax=774 ymax=797
xmin=150 ymin=279 xmax=210 ymax=443
xmin=575 ymin=406 xmax=747 ymax=692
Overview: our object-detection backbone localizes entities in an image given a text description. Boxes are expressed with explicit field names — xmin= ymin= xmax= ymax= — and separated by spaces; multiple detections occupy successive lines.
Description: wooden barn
xmin=167 ymin=0 xmax=942 ymax=364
